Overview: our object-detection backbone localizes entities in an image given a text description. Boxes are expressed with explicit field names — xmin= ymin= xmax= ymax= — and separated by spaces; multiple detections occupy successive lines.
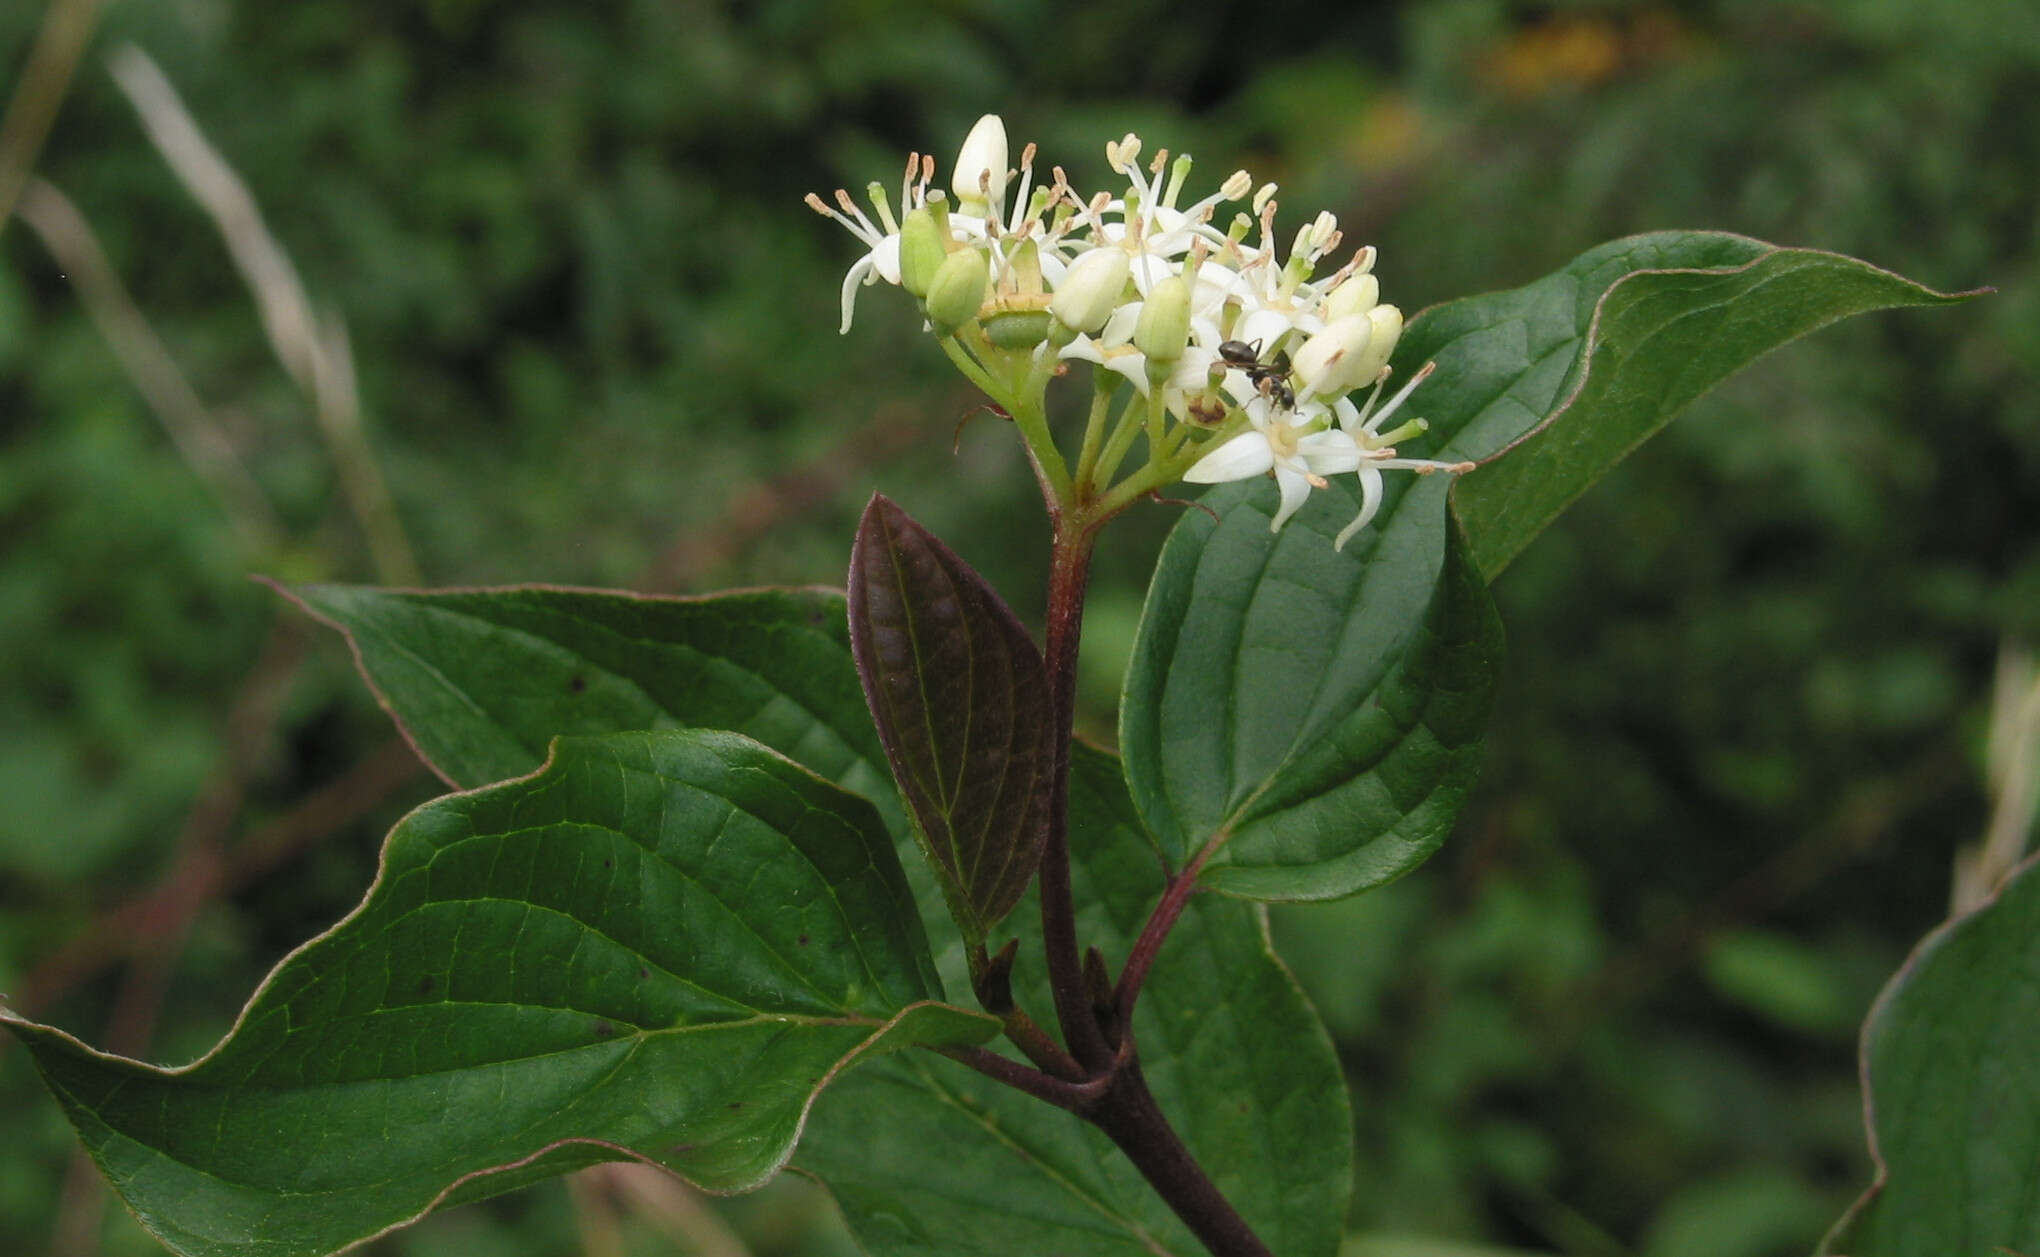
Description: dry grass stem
xmin=15 ymin=177 xmax=286 ymax=553
xmin=108 ymin=42 xmax=421 ymax=583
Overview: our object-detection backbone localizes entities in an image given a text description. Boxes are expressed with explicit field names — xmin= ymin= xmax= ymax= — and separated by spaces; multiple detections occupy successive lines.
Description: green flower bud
xmin=1321 ymin=272 xmax=1380 ymax=323
xmin=925 ymin=246 xmax=989 ymax=337
xmin=983 ymin=308 xmax=1054 ymax=350
xmin=898 ymin=207 xmax=948 ymax=299
xmin=1050 ymin=247 xmax=1130 ymax=335
xmin=1133 ymin=275 xmax=1192 ymax=366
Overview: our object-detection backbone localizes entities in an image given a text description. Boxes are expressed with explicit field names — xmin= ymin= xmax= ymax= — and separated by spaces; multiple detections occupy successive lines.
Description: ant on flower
xmin=1216 ymin=338 xmax=1295 ymax=411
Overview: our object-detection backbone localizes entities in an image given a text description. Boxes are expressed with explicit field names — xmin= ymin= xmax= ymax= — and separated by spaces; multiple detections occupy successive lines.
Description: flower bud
xmin=1050 ymin=248 xmax=1130 ymax=335
xmin=1133 ymin=275 xmax=1192 ymax=366
xmin=897 ymin=207 xmax=947 ymax=299
xmin=983 ymin=308 xmax=1053 ymax=350
xmin=1340 ymin=304 xmax=1403 ymax=390
xmin=1292 ymin=313 xmax=1374 ymax=399
xmin=925 ymin=246 xmax=988 ymax=337
xmin=1322 ymin=272 xmax=1380 ymax=323
xmin=952 ymin=114 xmax=1009 ymax=213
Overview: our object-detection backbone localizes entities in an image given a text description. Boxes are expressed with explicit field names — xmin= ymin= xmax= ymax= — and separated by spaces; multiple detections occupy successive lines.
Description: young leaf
xmin=1 ymin=731 xmax=995 ymax=1257
xmin=847 ymin=493 xmax=1053 ymax=946
xmin=1122 ymin=233 xmax=1970 ymax=901
xmin=1820 ymin=853 xmax=2040 ymax=1255
xmin=795 ymin=743 xmax=1352 ymax=1257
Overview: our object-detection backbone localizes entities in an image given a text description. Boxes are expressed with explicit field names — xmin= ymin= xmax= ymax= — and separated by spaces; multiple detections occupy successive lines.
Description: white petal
xmin=1058 ymin=334 xmax=1106 ymax=366
xmin=1334 ymin=468 xmax=1386 ymax=551
xmin=1107 ymin=351 xmax=1153 ymax=394
xmin=1163 ymin=347 xmax=1216 ymax=394
xmin=1270 ymin=466 xmax=1314 ymax=530
xmin=1099 ymin=301 xmax=1141 ymax=347
xmin=1183 ymin=431 xmax=1275 ymax=483
xmin=837 ymin=255 xmax=876 ymax=334
xmin=871 ymin=234 xmax=903 ymax=284
xmin=1233 ymin=306 xmax=1297 ymax=354
xmin=1299 ymin=428 xmax=1362 ymax=475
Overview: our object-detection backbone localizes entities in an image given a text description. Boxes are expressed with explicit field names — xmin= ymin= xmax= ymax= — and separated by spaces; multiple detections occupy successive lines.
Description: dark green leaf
xmin=2 ymin=731 xmax=994 ymax=1257
xmin=1821 ymin=854 xmax=2040 ymax=1255
xmin=1403 ymin=233 xmax=1978 ymax=580
xmin=795 ymin=743 xmax=1352 ymax=1257
xmin=279 ymin=581 xmax=892 ymax=813
xmin=1119 ymin=478 xmax=1503 ymax=899
xmin=847 ymin=494 xmax=1053 ymax=945
xmin=1122 ymin=234 xmax=1967 ymax=900
xmin=280 ymin=579 xmax=974 ymax=1004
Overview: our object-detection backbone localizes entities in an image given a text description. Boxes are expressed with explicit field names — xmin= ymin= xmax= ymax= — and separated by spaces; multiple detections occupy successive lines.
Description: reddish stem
xmin=1113 ymin=833 xmax=1218 ymax=1029
xmin=1088 ymin=1064 xmax=1275 ymax=1257
xmin=940 ymin=1044 xmax=1110 ymax=1111
xmin=1036 ymin=520 xmax=1113 ymax=1069
xmin=1014 ymin=493 xmax=1271 ymax=1257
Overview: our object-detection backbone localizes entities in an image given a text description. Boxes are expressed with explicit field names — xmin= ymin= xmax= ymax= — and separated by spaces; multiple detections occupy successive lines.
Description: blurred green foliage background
xmin=2 ymin=0 xmax=2034 ymax=1254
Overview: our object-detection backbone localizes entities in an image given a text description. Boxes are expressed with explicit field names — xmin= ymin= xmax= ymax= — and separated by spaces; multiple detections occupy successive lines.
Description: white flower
xmin=806 ymin=153 xmax=941 ymax=333
xmin=1183 ymin=396 xmax=1351 ymax=531
xmin=1078 ymin=135 xmax=1251 ymax=294
xmin=1316 ymin=362 xmax=1477 ymax=550
xmin=809 ymin=112 xmax=1479 ymax=548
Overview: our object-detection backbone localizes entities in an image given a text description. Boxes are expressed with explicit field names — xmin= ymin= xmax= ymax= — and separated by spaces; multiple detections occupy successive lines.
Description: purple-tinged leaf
xmin=847 ymin=494 xmax=1052 ymax=946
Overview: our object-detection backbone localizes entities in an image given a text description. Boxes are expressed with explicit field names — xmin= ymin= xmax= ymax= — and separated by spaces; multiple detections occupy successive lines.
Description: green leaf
xmin=795 ymin=743 xmax=1352 ymax=1257
xmin=279 ymin=581 xmax=893 ymax=814
xmin=279 ymin=580 xmax=973 ymax=1006
xmin=1403 ymin=232 xmax=1978 ymax=580
xmin=1820 ymin=853 xmax=2040 ymax=1255
xmin=847 ymin=494 xmax=1053 ymax=944
xmin=1119 ymin=477 xmax=1503 ymax=899
xmin=1121 ymin=233 xmax=1968 ymax=901
xmin=2 ymin=731 xmax=994 ymax=1257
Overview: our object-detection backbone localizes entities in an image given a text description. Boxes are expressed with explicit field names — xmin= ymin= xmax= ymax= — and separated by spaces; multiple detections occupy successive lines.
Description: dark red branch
xmin=938 ymin=1045 xmax=1109 ymax=1112
xmin=1088 ymin=1064 xmax=1274 ymax=1257
xmin=1035 ymin=523 xmax=1113 ymax=1069
xmin=1114 ymin=834 xmax=1220 ymax=1027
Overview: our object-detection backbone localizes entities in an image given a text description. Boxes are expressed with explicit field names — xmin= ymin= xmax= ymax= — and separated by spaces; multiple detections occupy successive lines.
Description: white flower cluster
xmin=807 ymin=114 xmax=1473 ymax=548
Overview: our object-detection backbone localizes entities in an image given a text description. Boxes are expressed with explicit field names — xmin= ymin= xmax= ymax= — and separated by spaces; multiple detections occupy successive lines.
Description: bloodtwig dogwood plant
xmin=7 ymin=115 xmax=2019 ymax=1257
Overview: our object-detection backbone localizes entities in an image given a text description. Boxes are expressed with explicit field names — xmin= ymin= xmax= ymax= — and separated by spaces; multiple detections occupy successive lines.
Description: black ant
xmin=1217 ymin=338 xmax=1295 ymax=410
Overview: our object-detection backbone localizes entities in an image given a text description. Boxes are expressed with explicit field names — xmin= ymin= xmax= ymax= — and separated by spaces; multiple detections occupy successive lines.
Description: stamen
xmin=1360 ymin=360 xmax=1437 ymax=434
xmin=899 ymin=153 xmax=922 ymax=219
xmin=833 ymin=188 xmax=881 ymax=240
xmin=1010 ymin=145 xmax=1039 ymax=230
